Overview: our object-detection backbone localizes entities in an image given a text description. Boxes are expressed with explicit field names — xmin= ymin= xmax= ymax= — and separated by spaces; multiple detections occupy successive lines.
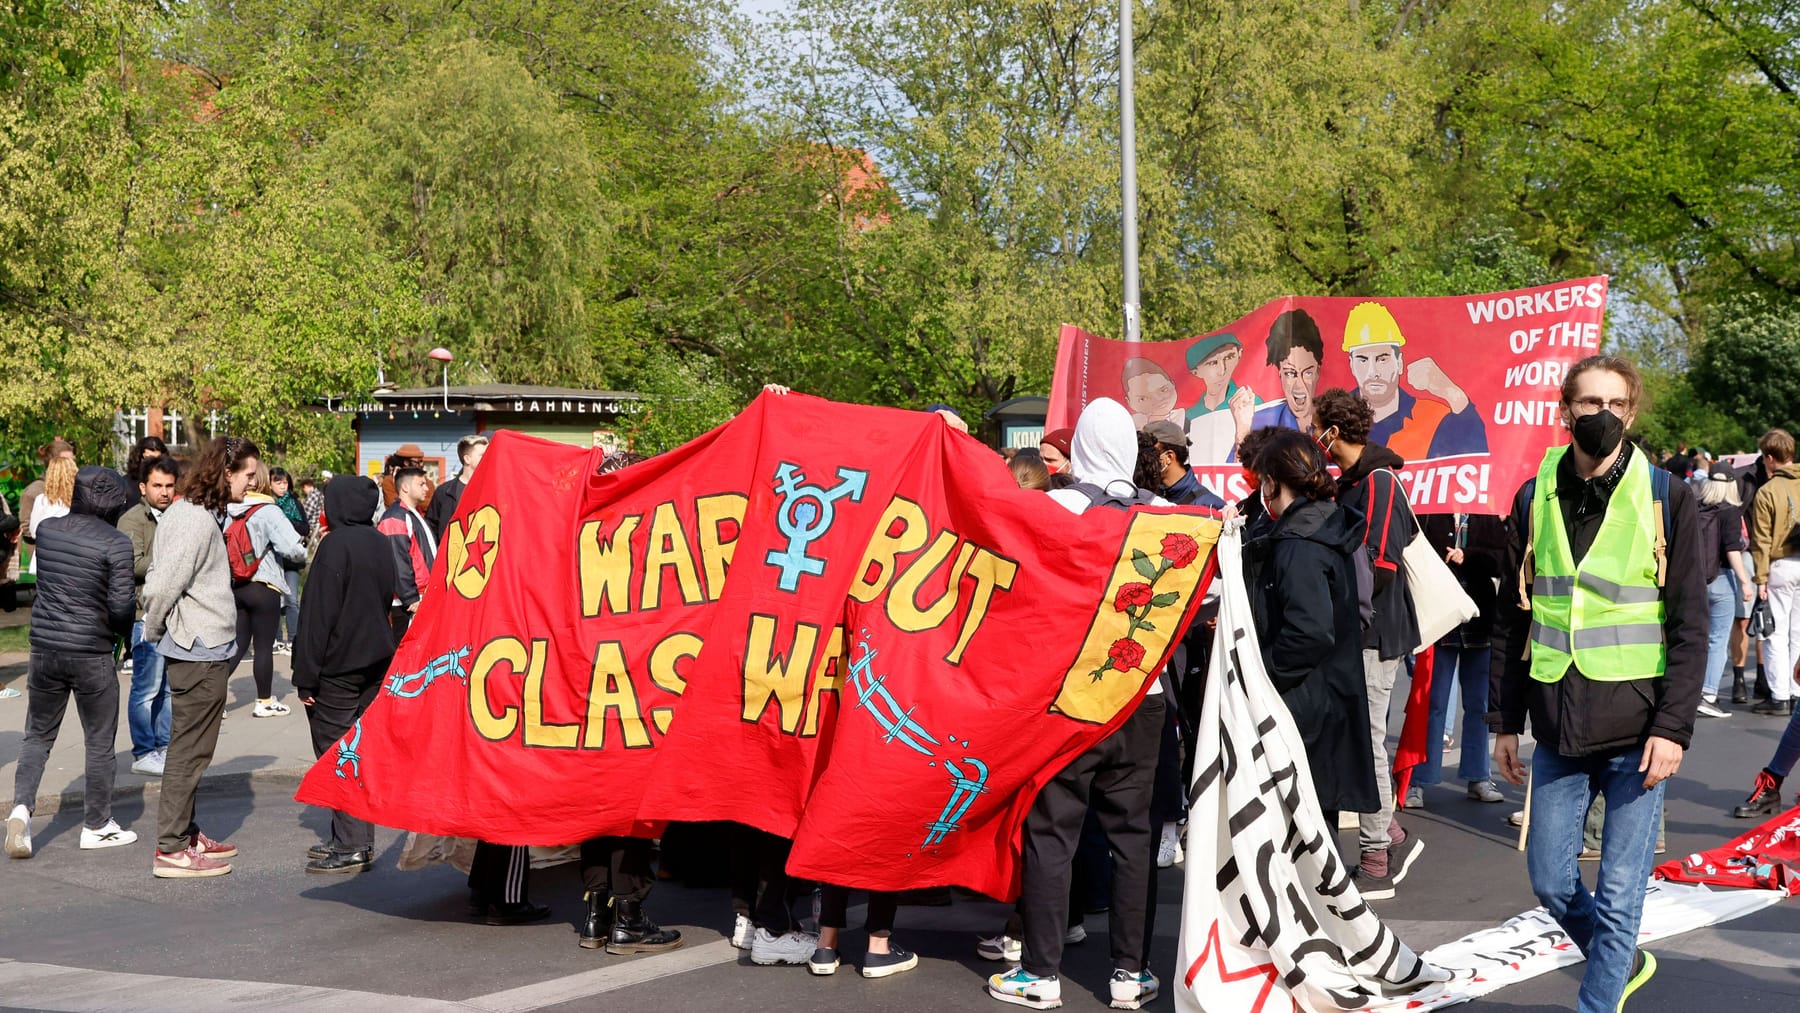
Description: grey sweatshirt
xmin=141 ymin=499 xmax=237 ymax=652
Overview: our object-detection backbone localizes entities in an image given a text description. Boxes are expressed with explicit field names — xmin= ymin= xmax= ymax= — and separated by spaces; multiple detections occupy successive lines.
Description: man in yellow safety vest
xmin=1490 ymin=355 xmax=1706 ymax=1013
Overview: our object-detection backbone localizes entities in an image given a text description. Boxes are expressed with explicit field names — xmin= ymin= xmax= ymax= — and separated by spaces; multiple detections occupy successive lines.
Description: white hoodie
xmin=1048 ymin=398 xmax=1171 ymax=515
xmin=1046 ymin=397 xmax=1168 ymax=695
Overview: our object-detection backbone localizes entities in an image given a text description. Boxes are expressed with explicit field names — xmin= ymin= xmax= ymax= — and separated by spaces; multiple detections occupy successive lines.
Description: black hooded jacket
xmin=31 ymin=467 xmax=135 ymax=655
xmin=1335 ymin=443 xmax=1421 ymax=659
xmin=1244 ymin=497 xmax=1380 ymax=814
xmin=294 ymin=478 xmax=398 ymax=693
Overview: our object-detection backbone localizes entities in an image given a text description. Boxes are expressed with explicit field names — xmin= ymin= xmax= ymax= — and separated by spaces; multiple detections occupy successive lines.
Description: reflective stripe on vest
xmin=1527 ymin=446 xmax=1668 ymax=683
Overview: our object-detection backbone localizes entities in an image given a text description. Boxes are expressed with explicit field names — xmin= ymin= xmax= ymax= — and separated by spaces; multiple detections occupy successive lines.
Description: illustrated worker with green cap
xmin=1182 ymin=332 xmax=1260 ymax=465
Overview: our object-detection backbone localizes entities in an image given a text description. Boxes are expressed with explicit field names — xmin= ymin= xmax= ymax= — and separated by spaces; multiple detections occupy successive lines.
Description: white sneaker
xmin=131 ymin=749 xmax=166 ymax=776
xmin=80 ymin=820 xmax=138 ymax=850
xmin=1109 ymin=968 xmax=1160 ymax=1010
xmin=730 ymin=914 xmax=754 ymax=949
xmin=253 ymin=698 xmax=290 ymax=717
xmin=977 ymin=933 xmax=1022 ymax=962
xmin=5 ymin=805 xmax=31 ymax=859
xmin=1156 ymin=822 xmax=1184 ymax=867
xmin=1697 ymin=699 xmax=1731 ymax=719
xmin=750 ymin=927 xmax=818 ymax=965
xmin=1467 ymin=780 xmax=1505 ymax=803
xmin=1064 ymin=923 xmax=1087 ymax=945
xmin=1403 ymin=785 xmax=1424 ymax=809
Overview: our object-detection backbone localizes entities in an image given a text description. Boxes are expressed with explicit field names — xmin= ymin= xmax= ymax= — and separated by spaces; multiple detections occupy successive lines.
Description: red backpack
xmin=225 ymin=504 xmax=269 ymax=584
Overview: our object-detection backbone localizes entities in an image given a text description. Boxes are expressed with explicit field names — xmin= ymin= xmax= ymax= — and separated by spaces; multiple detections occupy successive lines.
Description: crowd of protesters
xmin=2 ymin=357 xmax=1797 ymax=1013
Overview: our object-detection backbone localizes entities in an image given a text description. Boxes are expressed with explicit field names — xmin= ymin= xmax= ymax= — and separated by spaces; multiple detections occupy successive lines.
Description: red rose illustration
xmin=1160 ymin=532 xmax=1200 ymax=569
xmin=1113 ymin=582 xmax=1154 ymax=612
xmin=1107 ymin=638 xmax=1146 ymax=672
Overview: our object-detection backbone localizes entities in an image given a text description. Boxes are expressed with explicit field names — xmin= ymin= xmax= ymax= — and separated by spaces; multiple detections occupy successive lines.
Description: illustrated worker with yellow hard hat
xmin=1342 ymin=302 xmax=1488 ymax=460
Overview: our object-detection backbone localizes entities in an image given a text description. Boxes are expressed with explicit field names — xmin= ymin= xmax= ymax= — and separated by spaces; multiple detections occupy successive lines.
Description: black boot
xmin=1733 ymin=770 xmax=1784 ymax=819
xmin=579 ymin=891 xmax=610 ymax=949
xmin=486 ymin=901 xmax=552 ymax=926
xmin=607 ymin=898 xmax=683 ymax=954
xmin=1733 ymin=670 xmax=1750 ymax=705
xmin=306 ymin=849 xmax=372 ymax=874
xmin=1750 ymin=697 xmax=1795 ymax=716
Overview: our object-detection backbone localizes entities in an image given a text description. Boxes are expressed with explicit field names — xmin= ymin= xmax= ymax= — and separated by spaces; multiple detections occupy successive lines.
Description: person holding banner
xmin=1490 ymin=355 xmax=1706 ymax=1013
xmin=1240 ymin=428 xmax=1379 ymax=833
xmin=1313 ymin=389 xmax=1424 ymax=900
xmin=991 ymin=398 xmax=1166 ymax=1012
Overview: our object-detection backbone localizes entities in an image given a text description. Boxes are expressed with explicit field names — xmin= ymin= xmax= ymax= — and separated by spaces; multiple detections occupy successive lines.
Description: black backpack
xmin=1067 ymin=481 xmax=1160 ymax=512
xmin=1695 ymin=503 xmax=1725 ymax=584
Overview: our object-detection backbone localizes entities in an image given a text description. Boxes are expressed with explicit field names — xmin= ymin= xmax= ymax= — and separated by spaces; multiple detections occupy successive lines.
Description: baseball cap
xmin=1143 ymin=420 xmax=1187 ymax=448
xmin=1186 ymin=332 xmax=1242 ymax=370
xmin=1708 ymin=464 xmax=1736 ymax=483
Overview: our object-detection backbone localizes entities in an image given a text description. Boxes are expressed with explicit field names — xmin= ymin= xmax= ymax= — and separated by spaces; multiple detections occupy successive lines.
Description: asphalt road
xmin=2 ymin=710 xmax=1798 ymax=1011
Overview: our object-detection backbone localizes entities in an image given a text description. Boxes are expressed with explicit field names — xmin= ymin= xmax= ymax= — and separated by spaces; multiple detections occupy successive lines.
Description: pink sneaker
xmin=194 ymin=830 xmax=238 ymax=859
xmin=154 ymin=846 xmax=232 ymax=879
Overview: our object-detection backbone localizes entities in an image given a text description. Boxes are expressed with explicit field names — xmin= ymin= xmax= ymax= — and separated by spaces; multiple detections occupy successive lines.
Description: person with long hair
xmin=141 ymin=436 xmax=260 ymax=878
xmin=26 ymin=457 xmax=77 ymax=575
xmin=223 ymin=462 xmax=306 ymax=717
xmin=1240 ymin=428 xmax=1379 ymax=841
xmin=268 ymin=467 xmax=308 ymax=653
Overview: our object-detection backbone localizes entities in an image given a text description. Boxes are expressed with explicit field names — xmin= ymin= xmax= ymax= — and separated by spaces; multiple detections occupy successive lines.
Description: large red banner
xmin=1048 ymin=278 xmax=1609 ymax=513
xmin=296 ymin=394 xmax=1220 ymax=897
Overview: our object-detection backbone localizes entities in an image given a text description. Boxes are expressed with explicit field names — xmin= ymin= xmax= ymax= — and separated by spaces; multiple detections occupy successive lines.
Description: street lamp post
xmin=1120 ymin=0 xmax=1141 ymax=344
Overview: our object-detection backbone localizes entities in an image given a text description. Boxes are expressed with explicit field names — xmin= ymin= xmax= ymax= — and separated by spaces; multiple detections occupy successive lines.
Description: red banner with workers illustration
xmin=1048 ymin=277 xmax=1610 ymax=514
xmin=295 ymin=394 xmax=1220 ymax=897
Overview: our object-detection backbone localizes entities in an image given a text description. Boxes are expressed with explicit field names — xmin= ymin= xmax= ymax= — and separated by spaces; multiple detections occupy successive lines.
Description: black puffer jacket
xmin=30 ymin=467 xmax=135 ymax=655
xmin=1244 ymin=497 xmax=1380 ymax=814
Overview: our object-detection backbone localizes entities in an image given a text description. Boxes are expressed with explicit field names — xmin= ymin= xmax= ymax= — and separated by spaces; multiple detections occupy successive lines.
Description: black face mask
xmin=1571 ymin=409 xmax=1624 ymax=459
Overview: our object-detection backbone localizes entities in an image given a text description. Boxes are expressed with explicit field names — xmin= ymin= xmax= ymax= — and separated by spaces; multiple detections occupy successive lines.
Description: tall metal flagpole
xmin=1119 ymin=0 xmax=1141 ymax=343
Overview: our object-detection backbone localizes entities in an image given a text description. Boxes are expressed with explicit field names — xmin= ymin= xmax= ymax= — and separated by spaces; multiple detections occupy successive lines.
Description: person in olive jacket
xmin=292 ymin=476 xmax=397 ymax=874
xmin=6 ymin=467 xmax=138 ymax=859
xmin=1241 ymin=428 xmax=1379 ymax=840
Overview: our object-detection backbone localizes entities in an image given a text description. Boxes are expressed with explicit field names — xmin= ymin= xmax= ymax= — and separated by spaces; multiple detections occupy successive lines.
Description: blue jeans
xmin=127 ymin=621 xmax=171 ymax=757
xmin=1703 ymin=573 xmax=1735 ymax=699
xmin=1769 ymin=707 xmax=1800 ymax=779
xmin=1416 ymin=644 xmax=1490 ymax=785
xmin=1527 ymin=746 xmax=1665 ymax=1013
xmin=282 ymin=569 xmax=302 ymax=641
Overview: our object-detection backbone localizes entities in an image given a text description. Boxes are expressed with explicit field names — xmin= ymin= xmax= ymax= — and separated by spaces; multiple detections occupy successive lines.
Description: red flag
xmin=295 ymin=393 xmax=1220 ymax=898
xmin=1393 ymin=645 xmax=1435 ymax=805
xmin=1655 ymin=803 xmax=1800 ymax=895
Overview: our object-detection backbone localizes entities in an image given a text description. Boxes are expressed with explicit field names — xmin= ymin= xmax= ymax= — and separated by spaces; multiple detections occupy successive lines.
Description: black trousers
xmin=469 ymin=841 xmax=530 ymax=905
xmin=1020 ymin=693 xmax=1164 ymax=976
xmin=12 ymin=651 xmax=118 ymax=829
xmin=729 ymin=823 xmax=806 ymax=932
xmin=227 ymin=582 xmax=282 ymax=698
xmin=580 ymin=836 xmax=654 ymax=902
xmin=819 ymin=884 xmax=897 ymax=935
xmin=303 ymin=659 xmax=387 ymax=852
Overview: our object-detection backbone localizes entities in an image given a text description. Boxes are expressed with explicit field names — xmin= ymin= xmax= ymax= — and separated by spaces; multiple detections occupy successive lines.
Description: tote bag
xmin=1381 ymin=470 xmax=1479 ymax=653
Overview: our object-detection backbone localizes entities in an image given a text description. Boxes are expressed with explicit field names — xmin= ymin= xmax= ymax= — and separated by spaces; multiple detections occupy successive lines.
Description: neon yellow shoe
xmin=1618 ymin=949 xmax=1657 ymax=1010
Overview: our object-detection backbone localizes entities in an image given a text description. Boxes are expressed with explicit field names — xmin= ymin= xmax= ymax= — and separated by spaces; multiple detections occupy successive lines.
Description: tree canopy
xmin=0 ymin=0 xmax=1795 ymax=470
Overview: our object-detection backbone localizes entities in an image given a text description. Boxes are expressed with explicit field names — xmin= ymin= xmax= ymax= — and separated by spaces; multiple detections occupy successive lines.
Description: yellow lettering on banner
xmin=641 ymin=502 xmax=704 ymax=609
xmin=889 ymin=534 xmax=977 ymax=632
xmin=947 ymin=548 xmax=1020 ymax=665
xmin=802 ymin=625 xmax=846 ymax=737
xmin=743 ymin=614 xmax=820 ymax=734
xmin=695 ymin=493 xmax=748 ymax=601
xmin=584 ymin=641 xmax=652 ymax=749
xmin=848 ymin=498 xmax=929 ymax=603
xmin=469 ymin=638 xmax=524 ymax=741
xmin=579 ymin=515 xmax=639 ymax=617
xmin=649 ymin=632 xmax=703 ymax=734
xmin=520 ymin=638 xmax=578 ymax=748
